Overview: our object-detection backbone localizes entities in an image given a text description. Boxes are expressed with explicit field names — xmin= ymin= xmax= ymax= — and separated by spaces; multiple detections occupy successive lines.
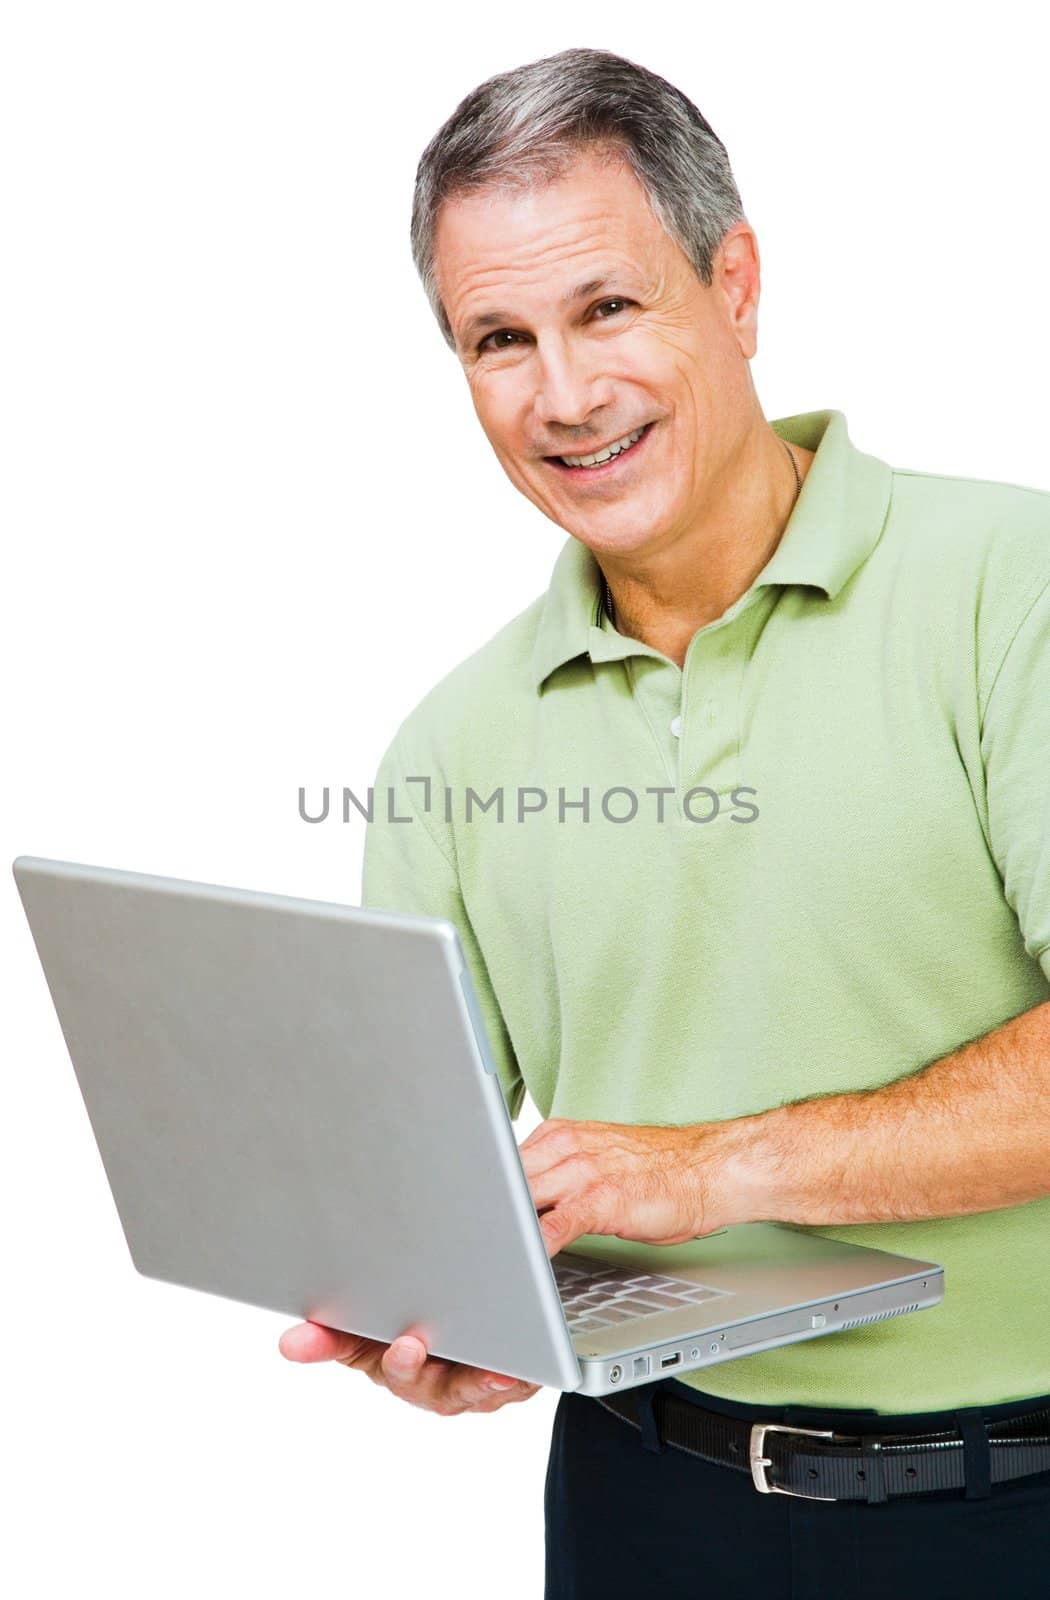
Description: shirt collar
xmin=529 ymin=409 xmax=893 ymax=691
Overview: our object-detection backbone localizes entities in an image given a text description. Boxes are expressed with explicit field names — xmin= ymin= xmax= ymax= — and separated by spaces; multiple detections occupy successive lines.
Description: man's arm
xmin=718 ymin=997 xmax=1050 ymax=1227
xmin=521 ymin=999 xmax=1050 ymax=1253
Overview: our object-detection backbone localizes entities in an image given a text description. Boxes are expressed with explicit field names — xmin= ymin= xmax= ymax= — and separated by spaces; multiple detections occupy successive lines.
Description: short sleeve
xmin=360 ymin=739 xmax=527 ymax=1119
xmin=980 ymin=578 xmax=1050 ymax=984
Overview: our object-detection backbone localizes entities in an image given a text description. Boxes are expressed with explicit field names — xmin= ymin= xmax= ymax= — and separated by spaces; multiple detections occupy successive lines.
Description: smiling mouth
xmin=546 ymin=421 xmax=654 ymax=475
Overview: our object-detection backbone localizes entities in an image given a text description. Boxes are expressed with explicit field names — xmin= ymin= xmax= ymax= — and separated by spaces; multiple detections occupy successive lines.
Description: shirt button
xmin=670 ymin=715 xmax=682 ymax=738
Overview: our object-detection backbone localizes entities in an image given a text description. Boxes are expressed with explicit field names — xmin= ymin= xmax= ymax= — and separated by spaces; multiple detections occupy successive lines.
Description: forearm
xmin=716 ymin=999 xmax=1050 ymax=1227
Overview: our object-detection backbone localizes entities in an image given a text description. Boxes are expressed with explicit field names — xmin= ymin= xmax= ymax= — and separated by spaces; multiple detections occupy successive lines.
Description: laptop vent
xmin=840 ymin=1302 xmax=919 ymax=1331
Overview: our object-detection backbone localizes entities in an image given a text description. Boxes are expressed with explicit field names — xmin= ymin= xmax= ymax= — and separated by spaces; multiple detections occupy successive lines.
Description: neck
xmin=600 ymin=420 xmax=814 ymax=670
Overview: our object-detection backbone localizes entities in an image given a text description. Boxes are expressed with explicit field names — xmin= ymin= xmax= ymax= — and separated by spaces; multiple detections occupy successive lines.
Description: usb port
xmin=660 ymin=1351 xmax=681 ymax=1368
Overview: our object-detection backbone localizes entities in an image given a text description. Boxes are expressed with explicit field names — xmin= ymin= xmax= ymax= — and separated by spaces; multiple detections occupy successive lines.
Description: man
xmin=280 ymin=47 xmax=1050 ymax=1596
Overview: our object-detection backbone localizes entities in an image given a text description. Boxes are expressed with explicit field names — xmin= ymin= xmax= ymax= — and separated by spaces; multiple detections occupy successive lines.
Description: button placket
xmin=677 ymin=634 xmax=745 ymax=820
xmin=623 ymin=655 xmax=682 ymax=804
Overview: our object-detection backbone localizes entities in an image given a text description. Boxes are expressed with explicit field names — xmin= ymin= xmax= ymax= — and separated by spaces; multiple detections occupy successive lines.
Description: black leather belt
xmin=596 ymin=1386 xmax=1050 ymax=1503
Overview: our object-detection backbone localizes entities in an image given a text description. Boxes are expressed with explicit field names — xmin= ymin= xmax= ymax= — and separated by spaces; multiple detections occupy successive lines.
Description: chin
xmin=569 ymin=511 xmax=673 ymax=556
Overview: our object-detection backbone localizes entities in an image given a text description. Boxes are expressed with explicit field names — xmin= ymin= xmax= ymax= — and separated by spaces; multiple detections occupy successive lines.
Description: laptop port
xmin=660 ymin=1351 xmax=681 ymax=1368
xmin=632 ymin=1356 xmax=651 ymax=1378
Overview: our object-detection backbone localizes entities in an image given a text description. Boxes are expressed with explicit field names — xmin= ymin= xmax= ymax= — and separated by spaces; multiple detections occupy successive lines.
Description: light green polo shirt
xmin=360 ymin=409 xmax=1050 ymax=1413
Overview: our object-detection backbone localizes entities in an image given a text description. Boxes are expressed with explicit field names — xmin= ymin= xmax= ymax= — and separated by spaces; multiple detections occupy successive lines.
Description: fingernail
xmin=485 ymin=1378 xmax=515 ymax=1391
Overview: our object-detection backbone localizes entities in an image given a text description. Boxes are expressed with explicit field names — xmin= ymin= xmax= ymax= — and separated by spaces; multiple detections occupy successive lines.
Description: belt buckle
xmin=749 ymin=1421 xmax=837 ymax=1500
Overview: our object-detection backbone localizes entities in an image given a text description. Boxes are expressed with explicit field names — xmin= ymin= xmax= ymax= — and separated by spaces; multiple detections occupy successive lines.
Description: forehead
xmin=433 ymin=150 xmax=678 ymax=339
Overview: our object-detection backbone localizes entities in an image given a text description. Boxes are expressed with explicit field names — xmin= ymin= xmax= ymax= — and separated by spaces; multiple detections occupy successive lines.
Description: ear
xmin=715 ymin=222 xmax=761 ymax=360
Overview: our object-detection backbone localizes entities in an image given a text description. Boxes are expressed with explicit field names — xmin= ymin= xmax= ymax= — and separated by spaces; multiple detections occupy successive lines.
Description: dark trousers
xmin=544 ymin=1379 xmax=1050 ymax=1599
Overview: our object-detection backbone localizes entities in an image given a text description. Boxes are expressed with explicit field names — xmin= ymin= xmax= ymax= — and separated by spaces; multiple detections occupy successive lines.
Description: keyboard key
xmin=558 ymin=1260 xmax=731 ymax=1309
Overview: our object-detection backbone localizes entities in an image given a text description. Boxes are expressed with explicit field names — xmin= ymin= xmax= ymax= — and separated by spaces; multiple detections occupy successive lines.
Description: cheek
xmin=664 ymin=365 xmax=713 ymax=450
xmin=470 ymin=371 xmax=532 ymax=451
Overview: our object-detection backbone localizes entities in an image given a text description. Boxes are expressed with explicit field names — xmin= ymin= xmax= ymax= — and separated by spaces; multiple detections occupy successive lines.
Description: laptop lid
xmin=13 ymin=855 xmax=582 ymax=1390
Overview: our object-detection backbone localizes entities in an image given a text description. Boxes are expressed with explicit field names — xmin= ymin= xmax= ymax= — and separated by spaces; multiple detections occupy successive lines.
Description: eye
xmin=592 ymin=297 xmax=631 ymax=320
xmin=478 ymin=328 xmax=525 ymax=354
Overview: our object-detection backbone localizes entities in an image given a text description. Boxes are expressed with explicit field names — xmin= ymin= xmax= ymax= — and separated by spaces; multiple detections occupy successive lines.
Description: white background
xmin=3 ymin=3 xmax=1048 ymax=1594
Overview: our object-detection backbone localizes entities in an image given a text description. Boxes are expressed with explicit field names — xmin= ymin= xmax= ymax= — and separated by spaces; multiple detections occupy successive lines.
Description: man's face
xmin=433 ymin=145 xmax=760 ymax=560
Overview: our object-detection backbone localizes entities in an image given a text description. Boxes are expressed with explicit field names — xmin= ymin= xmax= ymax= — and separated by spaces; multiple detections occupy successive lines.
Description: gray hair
xmin=411 ymin=47 xmax=746 ymax=350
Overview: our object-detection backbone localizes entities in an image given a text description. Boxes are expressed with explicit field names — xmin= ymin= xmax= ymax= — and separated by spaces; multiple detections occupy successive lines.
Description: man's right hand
xmin=278 ymin=1322 xmax=542 ymax=1415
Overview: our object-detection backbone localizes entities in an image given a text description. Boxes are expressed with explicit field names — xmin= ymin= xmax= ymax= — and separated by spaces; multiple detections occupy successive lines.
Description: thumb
xmin=279 ymin=1321 xmax=376 ymax=1364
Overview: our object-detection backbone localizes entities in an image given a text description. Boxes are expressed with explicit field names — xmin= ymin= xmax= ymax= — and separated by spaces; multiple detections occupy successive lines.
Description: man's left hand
xmin=517 ymin=1117 xmax=741 ymax=1256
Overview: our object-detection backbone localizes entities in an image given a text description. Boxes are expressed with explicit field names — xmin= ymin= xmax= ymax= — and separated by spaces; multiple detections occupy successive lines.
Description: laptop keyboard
xmin=552 ymin=1256 xmax=731 ymax=1333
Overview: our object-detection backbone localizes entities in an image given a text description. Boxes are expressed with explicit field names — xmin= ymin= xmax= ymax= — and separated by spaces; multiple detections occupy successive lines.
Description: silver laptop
xmin=12 ymin=854 xmax=944 ymax=1397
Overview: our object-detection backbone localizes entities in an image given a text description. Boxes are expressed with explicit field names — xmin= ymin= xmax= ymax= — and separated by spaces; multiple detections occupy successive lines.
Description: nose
xmin=532 ymin=335 xmax=614 ymax=432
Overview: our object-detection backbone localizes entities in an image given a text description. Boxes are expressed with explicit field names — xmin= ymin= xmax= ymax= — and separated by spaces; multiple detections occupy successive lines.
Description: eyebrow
xmin=460 ymin=274 xmax=623 ymax=347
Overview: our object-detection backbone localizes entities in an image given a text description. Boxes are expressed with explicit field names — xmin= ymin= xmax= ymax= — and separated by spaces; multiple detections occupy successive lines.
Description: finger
xmin=383 ymin=1342 xmax=527 ymax=1411
xmin=382 ymin=1338 xmax=503 ymax=1395
xmin=446 ymin=1365 xmax=538 ymax=1410
xmin=278 ymin=1320 xmax=383 ymax=1365
xmin=527 ymin=1154 xmax=599 ymax=1212
xmin=460 ymin=1376 xmax=542 ymax=1411
xmin=461 ymin=1365 xmax=522 ymax=1397
xmin=381 ymin=1336 xmax=432 ymax=1387
xmin=518 ymin=1118 xmax=578 ymax=1174
xmin=539 ymin=1203 xmax=590 ymax=1256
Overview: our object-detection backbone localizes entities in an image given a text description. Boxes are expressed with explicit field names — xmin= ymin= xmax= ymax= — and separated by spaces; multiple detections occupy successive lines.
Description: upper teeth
xmin=561 ymin=426 xmax=645 ymax=469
